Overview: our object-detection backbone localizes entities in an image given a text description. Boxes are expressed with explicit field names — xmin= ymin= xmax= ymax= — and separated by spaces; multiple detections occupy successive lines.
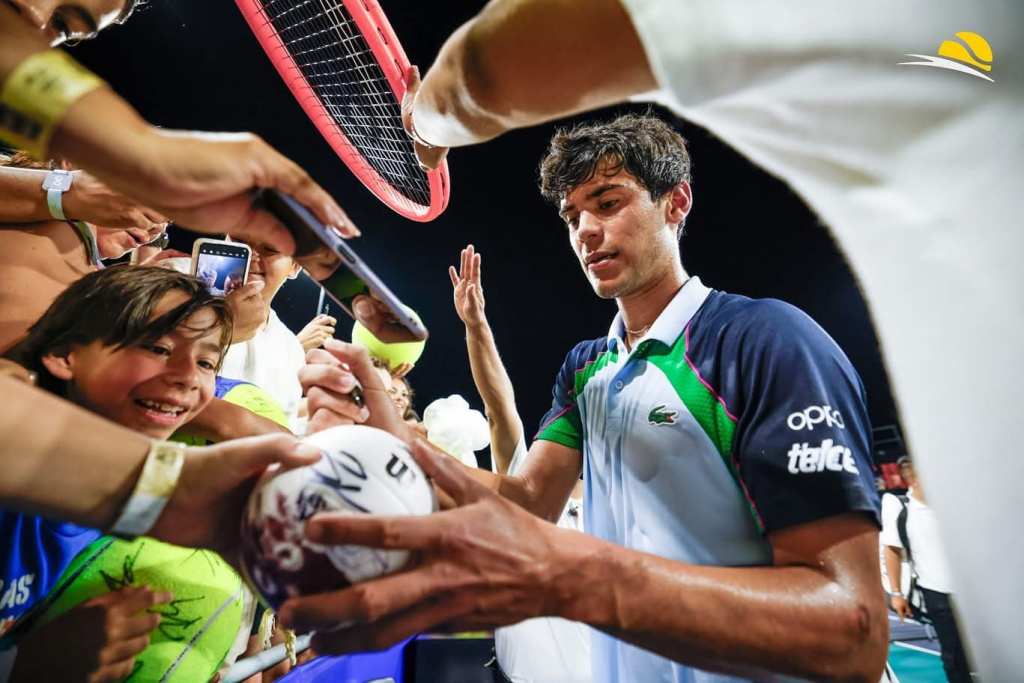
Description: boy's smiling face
xmin=43 ymin=290 xmax=223 ymax=439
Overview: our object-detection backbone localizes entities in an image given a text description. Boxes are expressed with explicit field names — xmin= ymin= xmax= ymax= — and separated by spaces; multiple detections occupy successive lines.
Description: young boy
xmin=2 ymin=266 xmax=238 ymax=681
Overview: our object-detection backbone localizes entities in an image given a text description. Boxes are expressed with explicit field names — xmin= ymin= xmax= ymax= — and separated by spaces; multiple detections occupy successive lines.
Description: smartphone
xmin=190 ymin=238 xmax=252 ymax=297
xmin=258 ymin=189 xmax=428 ymax=342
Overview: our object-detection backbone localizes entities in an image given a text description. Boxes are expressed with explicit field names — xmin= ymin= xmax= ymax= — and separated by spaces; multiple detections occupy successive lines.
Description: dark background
xmin=72 ymin=1 xmax=901 ymax=462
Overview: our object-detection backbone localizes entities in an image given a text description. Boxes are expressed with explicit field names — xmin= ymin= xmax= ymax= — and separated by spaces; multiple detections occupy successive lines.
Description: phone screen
xmin=319 ymin=261 xmax=369 ymax=316
xmin=193 ymin=243 xmax=250 ymax=296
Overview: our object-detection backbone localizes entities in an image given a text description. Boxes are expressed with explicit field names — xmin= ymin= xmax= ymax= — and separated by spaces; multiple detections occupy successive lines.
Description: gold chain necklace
xmin=625 ymin=322 xmax=651 ymax=337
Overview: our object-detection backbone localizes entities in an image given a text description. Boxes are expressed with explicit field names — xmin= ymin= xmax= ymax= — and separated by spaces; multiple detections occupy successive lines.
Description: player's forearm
xmin=0 ymin=168 xmax=53 ymax=222
xmin=0 ymin=376 xmax=148 ymax=527
xmin=48 ymin=87 xmax=155 ymax=197
xmin=883 ymin=546 xmax=903 ymax=592
xmin=0 ymin=10 xmax=146 ymax=178
xmin=464 ymin=321 xmax=522 ymax=471
xmin=413 ymin=20 xmax=510 ymax=148
xmin=556 ymin=531 xmax=887 ymax=683
xmin=414 ymin=0 xmax=656 ymax=148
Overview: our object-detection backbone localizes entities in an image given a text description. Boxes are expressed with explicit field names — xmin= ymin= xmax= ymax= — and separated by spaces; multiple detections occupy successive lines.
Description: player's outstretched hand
xmin=299 ymin=339 xmax=411 ymax=439
xmin=11 ymin=586 xmax=172 ymax=683
xmin=450 ymin=244 xmax=487 ymax=329
xmin=277 ymin=439 xmax=567 ymax=652
xmin=148 ymin=434 xmax=321 ymax=562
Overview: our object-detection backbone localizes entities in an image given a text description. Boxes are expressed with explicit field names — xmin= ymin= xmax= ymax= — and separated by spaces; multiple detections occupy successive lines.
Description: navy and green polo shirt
xmin=537 ymin=277 xmax=879 ymax=683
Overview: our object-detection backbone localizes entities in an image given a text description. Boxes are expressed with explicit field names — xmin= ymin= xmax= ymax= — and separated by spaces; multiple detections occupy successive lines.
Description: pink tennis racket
xmin=235 ymin=0 xmax=450 ymax=221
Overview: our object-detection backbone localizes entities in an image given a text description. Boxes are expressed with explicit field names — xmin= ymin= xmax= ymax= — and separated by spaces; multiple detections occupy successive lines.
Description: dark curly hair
xmin=539 ymin=113 xmax=692 ymax=236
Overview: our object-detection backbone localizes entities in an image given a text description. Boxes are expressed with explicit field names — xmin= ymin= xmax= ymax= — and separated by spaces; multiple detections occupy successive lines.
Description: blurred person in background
xmin=219 ymin=240 xmax=307 ymax=431
xmin=0 ymin=151 xmax=167 ymax=351
xmin=882 ymin=459 xmax=972 ymax=682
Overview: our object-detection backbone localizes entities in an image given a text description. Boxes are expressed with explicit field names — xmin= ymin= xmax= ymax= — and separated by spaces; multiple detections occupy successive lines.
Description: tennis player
xmin=384 ymin=1 xmax=1023 ymax=677
xmin=294 ymin=114 xmax=887 ymax=682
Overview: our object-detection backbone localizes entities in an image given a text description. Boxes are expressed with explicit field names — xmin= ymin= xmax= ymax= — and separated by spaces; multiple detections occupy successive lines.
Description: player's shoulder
xmin=698 ymin=290 xmax=819 ymax=332
xmin=694 ymin=290 xmax=837 ymax=353
xmin=548 ymin=336 xmax=611 ymax=395
xmin=560 ymin=336 xmax=611 ymax=372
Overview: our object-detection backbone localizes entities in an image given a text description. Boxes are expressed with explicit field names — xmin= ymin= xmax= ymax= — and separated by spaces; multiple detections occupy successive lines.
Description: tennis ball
xmin=240 ymin=425 xmax=437 ymax=609
xmin=33 ymin=537 xmax=247 ymax=683
xmin=351 ymin=308 xmax=426 ymax=370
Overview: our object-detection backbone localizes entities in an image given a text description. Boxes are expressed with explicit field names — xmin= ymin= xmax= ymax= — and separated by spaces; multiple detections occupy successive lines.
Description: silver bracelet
xmin=110 ymin=441 xmax=186 ymax=538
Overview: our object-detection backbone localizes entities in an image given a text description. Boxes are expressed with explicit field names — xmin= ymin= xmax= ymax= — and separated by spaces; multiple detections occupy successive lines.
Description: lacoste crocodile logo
xmin=648 ymin=404 xmax=678 ymax=426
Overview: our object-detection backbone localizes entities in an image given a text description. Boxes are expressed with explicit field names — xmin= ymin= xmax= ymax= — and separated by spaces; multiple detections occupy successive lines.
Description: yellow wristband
xmin=0 ymin=50 xmax=105 ymax=159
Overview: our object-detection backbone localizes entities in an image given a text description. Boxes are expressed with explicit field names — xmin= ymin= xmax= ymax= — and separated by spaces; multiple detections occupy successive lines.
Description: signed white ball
xmin=240 ymin=425 xmax=436 ymax=609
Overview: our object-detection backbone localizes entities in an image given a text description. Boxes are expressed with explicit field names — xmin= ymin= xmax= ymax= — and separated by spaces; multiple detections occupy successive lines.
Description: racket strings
xmin=256 ymin=0 xmax=431 ymax=208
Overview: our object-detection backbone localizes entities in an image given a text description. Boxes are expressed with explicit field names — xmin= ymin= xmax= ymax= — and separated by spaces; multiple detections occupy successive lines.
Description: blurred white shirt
xmin=621 ymin=0 xmax=1021 ymax=676
xmin=880 ymin=492 xmax=954 ymax=594
xmin=220 ymin=308 xmax=305 ymax=432
xmin=493 ymin=441 xmax=592 ymax=683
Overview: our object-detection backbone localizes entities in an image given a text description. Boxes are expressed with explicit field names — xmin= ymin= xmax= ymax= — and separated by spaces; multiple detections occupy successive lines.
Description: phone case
xmin=191 ymin=238 xmax=253 ymax=296
xmin=259 ymin=189 xmax=428 ymax=341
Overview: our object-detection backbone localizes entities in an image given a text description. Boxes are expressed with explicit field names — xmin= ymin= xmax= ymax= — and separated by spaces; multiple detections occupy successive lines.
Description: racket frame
xmin=235 ymin=0 xmax=449 ymax=221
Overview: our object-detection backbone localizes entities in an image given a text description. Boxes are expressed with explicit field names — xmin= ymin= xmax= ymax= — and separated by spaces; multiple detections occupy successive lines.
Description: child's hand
xmin=12 ymin=586 xmax=172 ymax=683
xmin=297 ymin=314 xmax=337 ymax=352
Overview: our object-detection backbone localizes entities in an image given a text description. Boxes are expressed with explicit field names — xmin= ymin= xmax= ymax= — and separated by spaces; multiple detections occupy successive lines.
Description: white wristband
xmin=406 ymin=110 xmax=436 ymax=149
xmin=41 ymin=169 xmax=73 ymax=220
xmin=110 ymin=441 xmax=186 ymax=538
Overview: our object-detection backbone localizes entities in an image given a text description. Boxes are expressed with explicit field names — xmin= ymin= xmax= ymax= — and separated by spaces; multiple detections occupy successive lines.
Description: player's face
xmin=560 ymin=165 xmax=687 ymax=300
xmin=50 ymin=290 xmax=222 ymax=439
xmin=248 ymin=242 xmax=299 ymax=305
xmin=94 ymin=224 xmax=166 ymax=259
xmin=4 ymin=0 xmax=129 ymax=45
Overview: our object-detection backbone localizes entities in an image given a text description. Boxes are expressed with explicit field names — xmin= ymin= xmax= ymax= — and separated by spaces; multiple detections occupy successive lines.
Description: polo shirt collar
xmin=607 ymin=276 xmax=711 ymax=349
